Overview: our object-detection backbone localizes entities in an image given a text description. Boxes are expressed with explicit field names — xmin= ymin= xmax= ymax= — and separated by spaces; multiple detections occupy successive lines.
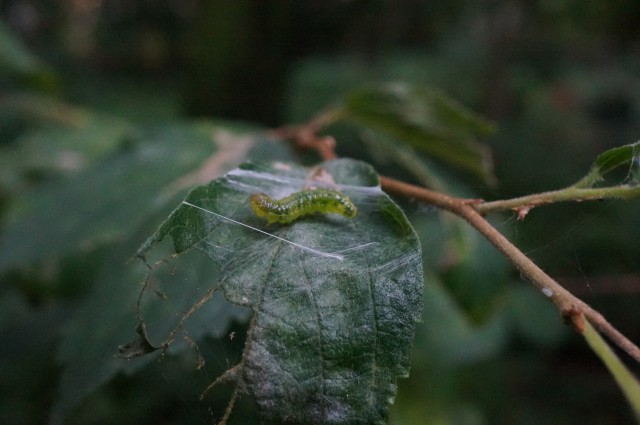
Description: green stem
xmin=477 ymin=184 xmax=640 ymax=215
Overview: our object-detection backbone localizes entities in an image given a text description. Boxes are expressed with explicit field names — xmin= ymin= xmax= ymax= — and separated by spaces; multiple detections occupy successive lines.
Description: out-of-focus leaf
xmin=0 ymin=94 xmax=88 ymax=127
xmin=581 ymin=317 xmax=640 ymax=421
xmin=0 ymin=20 xmax=57 ymax=89
xmin=0 ymin=121 xmax=263 ymax=272
xmin=573 ymin=141 xmax=640 ymax=188
xmin=440 ymin=217 xmax=509 ymax=323
xmin=49 ymin=240 xmax=250 ymax=425
xmin=411 ymin=205 xmax=509 ymax=326
xmin=361 ymin=131 xmax=451 ymax=193
xmin=418 ymin=273 xmax=507 ymax=365
xmin=0 ymin=291 xmax=68 ymax=425
xmin=0 ymin=98 xmax=133 ymax=188
xmin=341 ymin=83 xmax=495 ymax=183
xmin=506 ymin=284 xmax=569 ymax=347
xmin=137 ymin=159 xmax=424 ymax=424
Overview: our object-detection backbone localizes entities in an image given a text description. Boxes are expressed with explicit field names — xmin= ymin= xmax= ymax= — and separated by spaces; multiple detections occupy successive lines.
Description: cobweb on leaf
xmin=122 ymin=160 xmax=423 ymax=424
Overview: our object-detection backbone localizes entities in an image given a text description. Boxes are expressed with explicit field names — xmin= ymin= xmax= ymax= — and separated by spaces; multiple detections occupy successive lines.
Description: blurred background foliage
xmin=1 ymin=0 xmax=640 ymax=424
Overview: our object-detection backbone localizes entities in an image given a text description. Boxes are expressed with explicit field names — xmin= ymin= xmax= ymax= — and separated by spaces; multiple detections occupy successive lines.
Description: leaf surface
xmin=138 ymin=159 xmax=424 ymax=424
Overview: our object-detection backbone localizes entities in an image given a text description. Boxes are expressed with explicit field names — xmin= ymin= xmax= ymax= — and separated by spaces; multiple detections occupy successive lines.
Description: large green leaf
xmin=341 ymin=83 xmax=495 ymax=183
xmin=136 ymin=159 xmax=424 ymax=424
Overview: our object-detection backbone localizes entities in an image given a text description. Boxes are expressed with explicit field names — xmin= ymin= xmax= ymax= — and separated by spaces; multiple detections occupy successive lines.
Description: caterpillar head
xmin=249 ymin=193 xmax=271 ymax=218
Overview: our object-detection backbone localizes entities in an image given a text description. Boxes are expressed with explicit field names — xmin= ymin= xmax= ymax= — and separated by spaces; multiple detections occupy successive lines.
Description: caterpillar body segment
xmin=250 ymin=189 xmax=357 ymax=224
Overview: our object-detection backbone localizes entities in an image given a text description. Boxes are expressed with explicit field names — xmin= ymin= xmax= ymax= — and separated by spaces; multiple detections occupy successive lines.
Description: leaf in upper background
xmin=0 ymin=19 xmax=57 ymax=89
xmin=581 ymin=317 xmax=640 ymax=422
xmin=137 ymin=159 xmax=424 ymax=424
xmin=0 ymin=96 xmax=134 ymax=189
xmin=341 ymin=83 xmax=496 ymax=184
xmin=572 ymin=141 xmax=640 ymax=188
xmin=0 ymin=121 xmax=267 ymax=272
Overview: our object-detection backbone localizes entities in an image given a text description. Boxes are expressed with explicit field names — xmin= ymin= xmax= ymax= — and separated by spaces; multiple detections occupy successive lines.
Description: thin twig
xmin=477 ymin=184 xmax=640 ymax=217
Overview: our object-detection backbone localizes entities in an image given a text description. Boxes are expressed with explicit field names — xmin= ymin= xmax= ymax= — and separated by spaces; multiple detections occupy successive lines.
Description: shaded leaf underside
xmin=342 ymin=83 xmax=495 ymax=183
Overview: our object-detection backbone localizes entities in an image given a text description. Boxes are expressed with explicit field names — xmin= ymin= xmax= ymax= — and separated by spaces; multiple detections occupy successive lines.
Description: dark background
xmin=1 ymin=1 xmax=640 ymax=424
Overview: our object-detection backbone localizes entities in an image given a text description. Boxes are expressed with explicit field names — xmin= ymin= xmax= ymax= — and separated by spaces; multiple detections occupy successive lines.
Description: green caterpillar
xmin=250 ymin=189 xmax=357 ymax=224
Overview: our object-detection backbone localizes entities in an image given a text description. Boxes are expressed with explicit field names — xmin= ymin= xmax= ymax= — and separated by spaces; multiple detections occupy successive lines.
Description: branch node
xmin=515 ymin=205 xmax=533 ymax=220
xmin=562 ymin=307 xmax=585 ymax=333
